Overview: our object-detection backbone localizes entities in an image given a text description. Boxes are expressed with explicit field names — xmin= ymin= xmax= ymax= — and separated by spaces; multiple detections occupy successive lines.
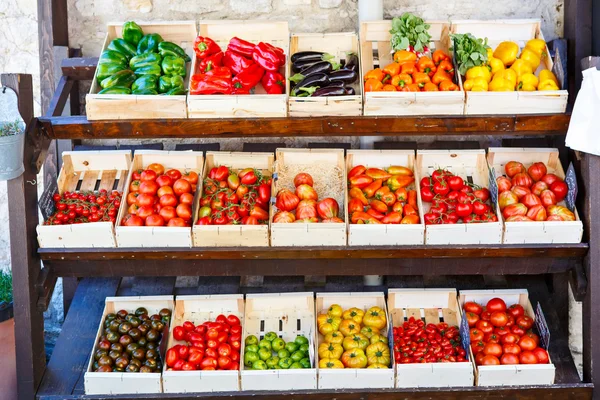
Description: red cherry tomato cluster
xmin=166 ymin=314 xmax=242 ymax=371
xmin=44 ymin=189 xmax=122 ymax=225
xmin=196 ymin=166 xmax=271 ymax=226
xmin=122 ymin=163 xmax=199 ymax=227
xmin=497 ymin=161 xmax=575 ymax=222
xmin=420 ymin=169 xmax=496 ymax=225
xmin=273 ymin=173 xmax=343 ymax=223
xmin=464 ymin=298 xmax=550 ymax=366
xmin=393 ymin=318 xmax=467 ymax=364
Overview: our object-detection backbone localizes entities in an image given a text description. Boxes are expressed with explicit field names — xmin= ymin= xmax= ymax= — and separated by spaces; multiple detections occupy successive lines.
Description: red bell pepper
xmin=227 ymin=37 xmax=256 ymax=58
xmin=198 ymin=52 xmax=224 ymax=73
xmin=205 ymin=66 xmax=232 ymax=79
xmin=233 ymin=87 xmax=250 ymax=95
xmin=233 ymin=64 xmax=265 ymax=91
xmin=190 ymin=74 xmax=232 ymax=95
xmin=252 ymin=42 xmax=285 ymax=71
xmin=223 ymin=50 xmax=255 ymax=75
xmin=261 ymin=71 xmax=285 ymax=94
xmin=194 ymin=36 xmax=221 ymax=59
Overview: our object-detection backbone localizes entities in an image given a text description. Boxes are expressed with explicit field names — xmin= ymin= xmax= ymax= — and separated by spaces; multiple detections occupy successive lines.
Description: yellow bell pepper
xmin=489 ymin=76 xmax=515 ymax=91
xmin=492 ymin=69 xmax=517 ymax=89
xmin=525 ymin=38 xmax=547 ymax=59
xmin=494 ymin=41 xmax=519 ymax=66
xmin=539 ymin=80 xmax=560 ymax=91
xmin=488 ymin=56 xmax=505 ymax=75
xmin=539 ymin=69 xmax=558 ymax=85
xmin=463 ymin=77 xmax=489 ymax=91
xmin=520 ymin=48 xmax=541 ymax=71
xmin=517 ymin=73 xmax=539 ymax=91
xmin=487 ymin=48 xmax=494 ymax=59
xmin=466 ymin=65 xmax=492 ymax=83
xmin=510 ymin=59 xmax=533 ymax=81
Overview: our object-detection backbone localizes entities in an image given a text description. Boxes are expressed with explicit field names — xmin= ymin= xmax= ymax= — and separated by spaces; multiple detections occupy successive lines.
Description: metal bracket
xmin=31 ymin=120 xmax=53 ymax=175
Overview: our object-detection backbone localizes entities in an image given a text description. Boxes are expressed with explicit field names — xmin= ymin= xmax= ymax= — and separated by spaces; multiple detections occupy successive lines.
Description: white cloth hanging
xmin=566 ymin=67 xmax=600 ymax=156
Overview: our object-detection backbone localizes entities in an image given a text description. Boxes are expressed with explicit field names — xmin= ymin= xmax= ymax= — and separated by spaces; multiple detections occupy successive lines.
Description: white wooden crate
xmin=36 ymin=151 xmax=132 ymax=248
xmin=241 ymin=292 xmax=317 ymax=391
xmin=162 ymin=295 xmax=244 ymax=393
xmin=487 ymin=147 xmax=583 ymax=244
xmin=115 ymin=150 xmax=203 ymax=247
xmin=84 ymin=296 xmax=174 ymax=395
xmin=416 ymin=150 xmax=503 ymax=244
xmin=360 ymin=21 xmax=465 ymax=116
xmin=288 ymin=32 xmax=362 ymax=117
xmin=345 ymin=150 xmax=425 ymax=245
xmin=315 ymin=292 xmax=394 ymax=389
xmin=86 ymin=21 xmax=196 ymax=120
xmin=459 ymin=289 xmax=555 ymax=386
xmin=192 ymin=152 xmax=274 ymax=247
xmin=451 ymin=19 xmax=568 ymax=115
xmin=388 ymin=288 xmax=474 ymax=388
xmin=270 ymin=148 xmax=347 ymax=246
xmin=188 ymin=21 xmax=289 ymax=118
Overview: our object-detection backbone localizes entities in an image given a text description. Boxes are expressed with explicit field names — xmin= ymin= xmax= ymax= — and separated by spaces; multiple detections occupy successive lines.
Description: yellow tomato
xmin=363 ymin=306 xmax=387 ymax=330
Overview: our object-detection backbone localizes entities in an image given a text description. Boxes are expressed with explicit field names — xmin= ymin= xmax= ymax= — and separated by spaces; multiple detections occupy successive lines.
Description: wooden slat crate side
xmin=487 ymin=147 xmax=583 ymax=244
xmin=192 ymin=152 xmax=274 ymax=247
xmin=416 ymin=150 xmax=503 ymax=244
xmin=288 ymin=32 xmax=363 ymax=117
xmin=84 ymin=296 xmax=174 ymax=395
xmin=240 ymin=292 xmax=317 ymax=391
xmin=458 ymin=289 xmax=556 ymax=386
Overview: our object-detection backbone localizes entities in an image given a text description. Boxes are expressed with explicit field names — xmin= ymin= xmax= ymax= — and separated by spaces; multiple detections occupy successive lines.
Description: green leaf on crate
xmin=450 ymin=33 xmax=490 ymax=75
xmin=389 ymin=12 xmax=432 ymax=53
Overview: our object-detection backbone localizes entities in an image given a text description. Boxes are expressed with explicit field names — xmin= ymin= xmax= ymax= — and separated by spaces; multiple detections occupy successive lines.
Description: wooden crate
xmin=359 ymin=21 xmax=465 ymax=116
xmin=36 ymin=150 xmax=132 ymax=248
xmin=270 ymin=149 xmax=347 ymax=246
xmin=240 ymin=292 xmax=317 ymax=391
xmin=84 ymin=296 xmax=174 ymax=395
xmin=459 ymin=289 xmax=556 ymax=386
xmin=288 ymin=32 xmax=362 ymax=117
xmin=451 ymin=19 xmax=568 ymax=115
xmin=388 ymin=289 xmax=474 ymax=388
xmin=188 ymin=21 xmax=289 ymax=118
xmin=416 ymin=150 xmax=503 ymax=244
xmin=162 ymin=295 xmax=244 ymax=393
xmin=86 ymin=21 xmax=196 ymax=120
xmin=115 ymin=150 xmax=203 ymax=247
xmin=192 ymin=152 xmax=274 ymax=247
xmin=345 ymin=150 xmax=425 ymax=245
xmin=487 ymin=148 xmax=583 ymax=244
xmin=315 ymin=292 xmax=394 ymax=389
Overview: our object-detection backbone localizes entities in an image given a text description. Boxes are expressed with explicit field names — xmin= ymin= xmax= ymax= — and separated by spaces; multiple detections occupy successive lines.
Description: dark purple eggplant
xmin=292 ymin=57 xmax=340 ymax=73
xmin=344 ymin=86 xmax=356 ymax=95
xmin=328 ymin=69 xmax=358 ymax=84
xmin=311 ymin=86 xmax=347 ymax=97
xmin=290 ymin=73 xmax=330 ymax=96
xmin=344 ymin=53 xmax=359 ymax=72
xmin=291 ymin=51 xmax=333 ymax=63
xmin=300 ymin=61 xmax=334 ymax=77
xmin=326 ymin=80 xmax=345 ymax=88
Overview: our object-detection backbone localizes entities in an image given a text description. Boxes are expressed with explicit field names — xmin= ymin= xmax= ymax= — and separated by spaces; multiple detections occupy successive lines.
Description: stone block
xmin=124 ymin=0 xmax=153 ymax=12
xmin=319 ymin=0 xmax=343 ymax=8
xmin=229 ymin=0 xmax=273 ymax=13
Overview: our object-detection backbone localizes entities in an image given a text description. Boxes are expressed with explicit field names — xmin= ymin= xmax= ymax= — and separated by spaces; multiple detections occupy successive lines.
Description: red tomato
xmin=182 ymin=171 xmax=199 ymax=184
xmin=476 ymin=320 xmax=494 ymax=334
xmin=490 ymin=312 xmax=509 ymax=327
xmin=463 ymin=302 xmax=483 ymax=315
xmin=500 ymin=353 xmax=520 ymax=365
xmin=481 ymin=355 xmax=501 ymax=365
xmin=540 ymin=189 xmax=557 ymax=207
xmin=527 ymin=162 xmax=547 ymax=182
xmin=180 ymin=192 xmax=194 ymax=205
xmin=516 ymin=316 xmax=534 ymax=330
xmin=230 ymin=351 xmax=240 ymax=362
xmin=497 ymin=176 xmax=512 ymax=193
xmin=141 ymin=169 xmax=157 ymax=181
xmin=522 ymin=193 xmax=542 ymax=208
xmin=433 ymin=181 xmax=450 ymax=196
xmin=157 ymin=186 xmax=174 ymax=197
xmin=508 ymin=304 xmax=525 ymax=318
xmin=139 ymin=180 xmax=159 ymax=195
xmin=541 ymin=173 xmax=561 ymax=187
xmin=475 ymin=352 xmax=486 ymax=365
xmin=205 ymin=348 xmax=217 ymax=359
xmin=519 ymin=351 xmax=538 ymax=364
xmin=275 ymin=189 xmax=300 ymax=212
xmin=218 ymin=343 xmax=232 ymax=357
xmin=123 ymin=215 xmax=143 ymax=226
xmin=147 ymin=163 xmax=165 ymax=176
xmin=240 ymin=169 xmax=257 ymax=185
xmin=173 ymin=359 xmax=185 ymax=371
xmin=525 ymin=331 xmax=540 ymax=345
xmin=472 ymin=341 xmax=485 ymax=355
xmin=486 ymin=298 xmax=507 ymax=313
xmin=136 ymin=193 xmax=155 ymax=207
xmin=200 ymin=357 xmax=218 ymax=370
xmin=230 ymin=339 xmax=241 ymax=351
xmin=294 ymin=172 xmax=314 ymax=187
xmin=155 ymin=175 xmax=173 ymax=187
xmin=230 ymin=325 xmax=242 ymax=335
xmin=511 ymin=325 xmax=526 ymax=336
xmin=127 ymin=192 xmax=139 ymax=205
xmin=550 ymin=180 xmax=568 ymax=201
xmin=505 ymin=161 xmax=526 ymax=178
xmin=132 ymin=169 xmax=143 ymax=180
xmin=501 ymin=333 xmax=520 ymax=345
xmin=176 ymin=203 xmax=192 ymax=220
xmin=447 ymin=175 xmax=464 ymax=191
xmin=173 ymin=326 xmax=186 ymax=341
xmin=480 ymin=311 xmax=491 ymax=322
xmin=217 ymin=332 xmax=228 ymax=344
xmin=483 ymin=343 xmax=503 ymax=357
xmin=168 ymin=217 xmax=187 ymax=227
xmin=495 ymin=326 xmax=509 ymax=337
xmin=188 ymin=350 xmax=204 ymax=366
xmin=466 ymin=312 xmax=480 ymax=328
xmin=484 ymin=332 xmax=500 ymax=344
xmin=531 ymin=181 xmax=549 ymax=196
xmin=512 ymin=172 xmax=533 ymax=188
xmin=226 ymin=315 xmax=241 ymax=326
xmin=518 ymin=336 xmax=537 ymax=351
xmin=181 ymin=362 xmax=196 ymax=371
xmin=213 ymin=166 xmax=229 ymax=181
xmin=473 ymin=188 xmax=490 ymax=202
xmin=218 ymin=356 xmax=232 ymax=370
xmin=177 ymin=345 xmax=189 ymax=360
xmin=503 ymin=343 xmax=522 ymax=355
xmin=166 ymin=169 xmax=182 ymax=181
xmin=166 ymin=348 xmax=178 ymax=367
xmin=532 ymin=347 xmax=549 ymax=364
xmin=173 ymin=179 xmax=192 ymax=196
xmin=182 ymin=321 xmax=195 ymax=332
xmin=146 ymin=214 xmax=165 ymax=227
xmin=470 ymin=329 xmax=484 ymax=342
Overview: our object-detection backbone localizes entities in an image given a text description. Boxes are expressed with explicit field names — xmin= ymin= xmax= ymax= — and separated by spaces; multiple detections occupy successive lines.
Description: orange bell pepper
xmin=382 ymin=84 xmax=396 ymax=92
xmin=393 ymin=50 xmax=417 ymax=65
xmin=349 ymin=187 xmax=368 ymax=206
xmin=402 ymin=83 xmax=421 ymax=92
xmin=401 ymin=62 xmax=416 ymax=75
xmin=438 ymin=59 xmax=455 ymax=77
xmin=380 ymin=192 xmax=397 ymax=207
xmin=364 ymin=68 xmax=384 ymax=82
xmin=431 ymin=69 xmax=452 ymax=85
xmin=413 ymin=72 xmax=431 ymax=87
xmin=391 ymin=73 xmax=412 ymax=88
xmin=382 ymin=62 xmax=401 ymax=77
xmin=432 ymin=49 xmax=450 ymax=65
xmin=439 ymin=80 xmax=459 ymax=91
xmin=423 ymin=82 xmax=439 ymax=91
xmin=364 ymin=78 xmax=383 ymax=92
xmin=416 ymin=56 xmax=437 ymax=77
xmin=408 ymin=190 xmax=417 ymax=208
xmin=364 ymin=179 xmax=383 ymax=198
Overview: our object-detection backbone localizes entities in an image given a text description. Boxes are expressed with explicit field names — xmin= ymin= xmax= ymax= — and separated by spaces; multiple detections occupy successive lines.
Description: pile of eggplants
xmin=289 ymin=51 xmax=359 ymax=97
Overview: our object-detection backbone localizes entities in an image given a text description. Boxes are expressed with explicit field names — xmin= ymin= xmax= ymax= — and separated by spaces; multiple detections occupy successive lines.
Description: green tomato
xmin=285 ymin=342 xmax=298 ymax=354
xmin=271 ymin=337 xmax=286 ymax=352
xmin=295 ymin=335 xmax=309 ymax=346
xmin=278 ymin=357 xmax=293 ymax=369
xmin=258 ymin=339 xmax=272 ymax=351
xmin=299 ymin=344 xmax=310 ymax=353
xmin=246 ymin=344 xmax=259 ymax=354
xmin=300 ymin=358 xmax=311 ymax=369
xmin=245 ymin=335 xmax=259 ymax=346
xmin=264 ymin=331 xmax=278 ymax=342
xmin=291 ymin=350 xmax=305 ymax=362
xmin=277 ymin=349 xmax=290 ymax=359
xmin=266 ymin=356 xmax=280 ymax=369
xmin=252 ymin=360 xmax=267 ymax=370
xmin=244 ymin=351 xmax=259 ymax=367
xmin=290 ymin=362 xmax=303 ymax=369
xmin=258 ymin=347 xmax=272 ymax=361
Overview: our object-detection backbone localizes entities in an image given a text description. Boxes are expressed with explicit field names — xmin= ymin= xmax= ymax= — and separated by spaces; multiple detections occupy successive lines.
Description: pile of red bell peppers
xmin=190 ymin=36 xmax=286 ymax=95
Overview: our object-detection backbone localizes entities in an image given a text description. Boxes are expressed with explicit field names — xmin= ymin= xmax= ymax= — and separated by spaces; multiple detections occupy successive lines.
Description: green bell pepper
xmin=265 ymin=356 xmax=280 ymax=369
xmin=100 ymin=70 xmax=136 ymax=89
xmin=123 ymin=21 xmax=144 ymax=46
xmin=163 ymin=88 xmax=186 ymax=95
xmin=161 ymin=56 xmax=186 ymax=77
xmin=134 ymin=64 xmax=162 ymax=77
xmin=137 ymin=33 xmax=164 ymax=54
xmin=99 ymin=50 xmax=129 ymax=66
xmin=132 ymin=75 xmax=158 ymax=92
xmin=300 ymin=358 xmax=311 ymax=369
xmin=129 ymin=52 xmax=162 ymax=70
xmin=264 ymin=332 xmax=278 ymax=342
xmin=97 ymin=63 xmax=126 ymax=81
xmin=107 ymin=39 xmax=137 ymax=59
xmin=278 ymin=357 xmax=293 ymax=369
xmin=158 ymin=75 xmax=184 ymax=94
xmin=132 ymin=88 xmax=158 ymax=95
xmin=158 ymin=41 xmax=191 ymax=62
xmin=98 ymin=86 xmax=131 ymax=95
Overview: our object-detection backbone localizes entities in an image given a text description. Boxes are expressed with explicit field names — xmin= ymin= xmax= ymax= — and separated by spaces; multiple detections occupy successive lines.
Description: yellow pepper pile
xmin=463 ymin=38 xmax=559 ymax=92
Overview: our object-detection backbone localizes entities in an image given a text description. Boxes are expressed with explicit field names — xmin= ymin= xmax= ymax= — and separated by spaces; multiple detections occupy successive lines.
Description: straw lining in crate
xmin=416 ymin=150 xmax=503 ymax=244
xmin=86 ymin=21 xmax=196 ymax=120
xmin=388 ymin=289 xmax=474 ymax=388
xmin=241 ymin=292 xmax=317 ymax=391
xmin=36 ymin=151 xmax=132 ymax=248
xmin=487 ymin=147 xmax=583 ymax=244
xmin=115 ymin=150 xmax=203 ymax=248
xmin=192 ymin=152 xmax=274 ymax=247
xmin=459 ymin=289 xmax=555 ymax=386
xmin=288 ymin=32 xmax=362 ymax=117
xmin=450 ymin=19 xmax=568 ymax=115
xmin=360 ymin=21 xmax=465 ymax=116
xmin=315 ymin=292 xmax=394 ymax=390
xmin=188 ymin=21 xmax=289 ymax=118
xmin=84 ymin=296 xmax=174 ymax=395
xmin=270 ymin=148 xmax=347 ymax=246
xmin=346 ymin=150 xmax=425 ymax=245
xmin=162 ymin=295 xmax=244 ymax=393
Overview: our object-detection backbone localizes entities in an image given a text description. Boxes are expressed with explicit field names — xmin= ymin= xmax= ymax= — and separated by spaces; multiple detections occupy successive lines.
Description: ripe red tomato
xmin=511 ymin=325 xmax=526 ymax=336
xmin=522 ymin=193 xmax=542 ymax=208
xmin=141 ymin=169 xmax=157 ymax=181
xmin=540 ymin=189 xmax=557 ymax=207
xmin=476 ymin=320 xmax=494 ymax=334
xmin=176 ymin=203 xmax=192 ymax=220
xmin=173 ymin=179 xmax=192 ymax=196
xmin=505 ymin=161 xmax=526 ymax=178
xmin=159 ymin=206 xmax=176 ymax=222
xmin=527 ymin=162 xmax=547 ymax=182
xmin=294 ymin=172 xmax=314 ymax=187
xmin=123 ymin=214 xmax=143 ymax=226
xmin=136 ymin=205 xmax=154 ymax=220
xmin=472 ymin=341 xmax=485 ymax=355
xmin=136 ymin=193 xmax=155 ymax=207
xmin=470 ymin=329 xmax=484 ymax=342
xmin=166 ymin=169 xmax=182 ymax=181
xmin=466 ymin=312 xmax=480 ymax=327
xmin=550 ymin=180 xmax=568 ymax=201
xmin=200 ymin=357 xmax=218 ymax=370
xmin=500 ymin=353 xmax=520 ymax=365
xmin=129 ymin=180 xmax=141 ymax=193
xmin=155 ymin=175 xmax=173 ymax=187
xmin=188 ymin=350 xmax=204 ymax=366
xmin=541 ymin=173 xmax=561 ymax=187
xmin=132 ymin=169 xmax=143 ymax=180
xmin=166 ymin=348 xmax=179 ymax=367
xmin=139 ymin=180 xmax=159 ymax=195
xmin=519 ymin=351 xmax=538 ymax=364
xmin=503 ymin=343 xmax=522 ymax=355
xmin=157 ymin=186 xmax=174 ymax=197
xmin=173 ymin=326 xmax=186 ymax=341
xmin=432 ymin=169 xmax=452 ymax=183
xmin=433 ymin=181 xmax=450 ymax=196
xmin=147 ymin=163 xmax=165 ymax=176
xmin=464 ymin=302 xmax=483 ymax=315
xmin=182 ymin=171 xmax=199 ymax=184
xmin=486 ymin=298 xmax=507 ymax=313
xmin=168 ymin=218 xmax=188 ymax=227
xmin=512 ymin=172 xmax=533 ymax=188
xmin=480 ymin=311 xmax=491 ymax=322
xmin=447 ymin=175 xmax=464 ymax=191
xmin=481 ymin=355 xmax=501 ymax=365
xmin=226 ymin=315 xmax=240 ymax=326
xmin=177 ymin=345 xmax=189 ymax=360
xmin=127 ymin=192 xmax=139 ymax=205
xmin=275 ymin=189 xmax=300 ymax=212
xmin=516 ymin=316 xmax=534 ymax=330
xmin=217 ymin=356 xmax=232 ymax=370
xmin=483 ymin=343 xmax=503 ymax=357
xmin=494 ymin=326 xmax=509 ymax=337
xmin=484 ymin=332 xmax=500 ymax=344
xmin=490 ymin=312 xmax=509 ymax=327
xmin=496 ymin=176 xmax=512 ymax=193
xmin=240 ymin=169 xmax=257 ymax=185
xmin=532 ymin=347 xmax=549 ymax=364
xmin=159 ymin=194 xmax=178 ymax=207
xmin=525 ymin=331 xmax=540 ymax=345
xmin=501 ymin=333 xmax=520 ymax=345
xmin=508 ymin=304 xmax=525 ymax=319
xmin=526 ymin=205 xmax=547 ymax=221
xmin=518 ymin=336 xmax=537 ymax=351
xmin=180 ymin=192 xmax=194 ymax=205
xmin=182 ymin=321 xmax=195 ymax=331
xmin=145 ymin=214 xmax=164 ymax=226
xmin=473 ymin=188 xmax=490 ymax=202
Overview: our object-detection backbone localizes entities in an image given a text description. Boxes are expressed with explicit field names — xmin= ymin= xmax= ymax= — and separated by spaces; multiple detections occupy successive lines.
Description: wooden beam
xmin=51 ymin=0 xmax=68 ymax=47
xmin=564 ymin=0 xmax=593 ymax=96
xmin=38 ymin=0 xmax=56 ymax=113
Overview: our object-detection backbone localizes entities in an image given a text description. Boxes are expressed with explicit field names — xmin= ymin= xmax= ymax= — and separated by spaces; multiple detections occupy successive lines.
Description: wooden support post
xmin=565 ymin=0 xmax=593 ymax=96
